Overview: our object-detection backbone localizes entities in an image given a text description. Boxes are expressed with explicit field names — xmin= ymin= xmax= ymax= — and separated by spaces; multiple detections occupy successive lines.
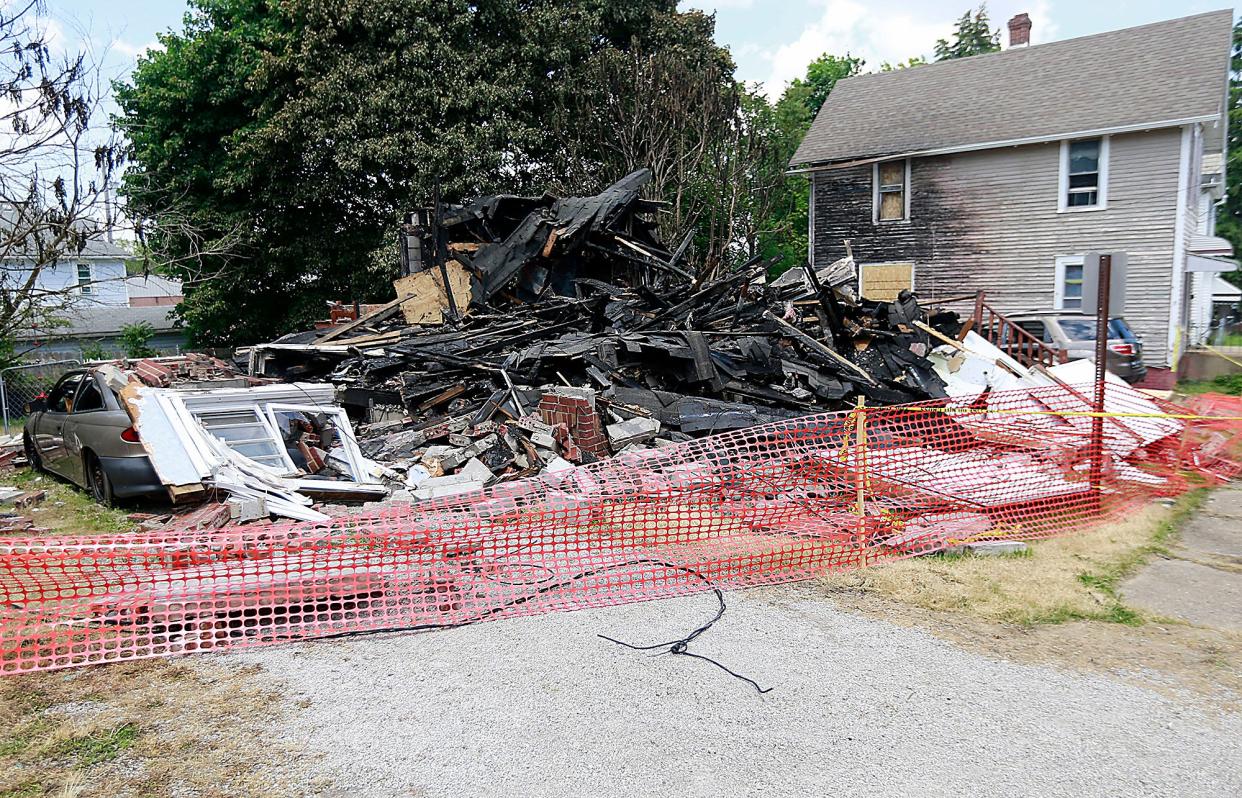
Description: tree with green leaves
xmin=1217 ymin=19 xmax=1242 ymax=290
xmin=785 ymin=54 xmax=865 ymax=117
xmin=934 ymin=5 xmax=1001 ymax=61
xmin=117 ymin=0 xmax=719 ymax=346
xmin=880 ymin=56 xmax=928 ymax=72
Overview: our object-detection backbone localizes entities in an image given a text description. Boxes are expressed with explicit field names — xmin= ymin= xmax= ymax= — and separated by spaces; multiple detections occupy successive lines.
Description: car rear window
xmin=74 ymin=379 xmax=105 ymax=412
xmin=1056 ymin=318 xmax=1135 ymax=341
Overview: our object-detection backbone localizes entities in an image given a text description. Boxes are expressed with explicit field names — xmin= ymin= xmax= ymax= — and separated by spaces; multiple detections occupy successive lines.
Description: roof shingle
xmin=791 ymin=10 xmax=1234 ymax=167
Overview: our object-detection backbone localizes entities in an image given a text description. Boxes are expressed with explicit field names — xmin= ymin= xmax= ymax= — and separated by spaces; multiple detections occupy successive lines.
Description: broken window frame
xmin=872 ymin=158 xmax=910 ymax=223
xmin=263 ymin=403 xmax=369 ymax=482
xmin=1054 ymin=255 xmax=1086 ymax=310
xmin=192 ymin=404 xmax=298 ymax=473
xmin=1058 ymin=136 xmax=1109 ymax=212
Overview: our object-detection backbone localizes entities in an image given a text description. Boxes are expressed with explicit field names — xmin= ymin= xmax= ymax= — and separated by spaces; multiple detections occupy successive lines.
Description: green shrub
xmin=118 ymin=322 xmax=157 ymax=359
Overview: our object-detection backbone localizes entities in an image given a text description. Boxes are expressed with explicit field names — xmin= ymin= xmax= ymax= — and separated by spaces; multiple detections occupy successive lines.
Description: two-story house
xmin=789 ymin=10 xmax=1235 ymax=383
xmin=3 ymin=236 xmax=188 ymax=357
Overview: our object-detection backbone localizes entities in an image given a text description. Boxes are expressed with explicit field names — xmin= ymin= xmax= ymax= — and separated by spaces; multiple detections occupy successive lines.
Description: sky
xmin=42 ymin=0 xmax=1237 ymax=102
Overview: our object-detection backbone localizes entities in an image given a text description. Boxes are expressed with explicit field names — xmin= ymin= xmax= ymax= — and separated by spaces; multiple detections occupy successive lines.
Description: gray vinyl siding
xmin=812 ymin=127 xmax=1184 ymax=366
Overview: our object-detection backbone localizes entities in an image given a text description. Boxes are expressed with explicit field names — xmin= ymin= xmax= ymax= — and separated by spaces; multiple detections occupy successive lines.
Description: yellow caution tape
xmin=1201 ymin=343 xmax=1242 ymax=370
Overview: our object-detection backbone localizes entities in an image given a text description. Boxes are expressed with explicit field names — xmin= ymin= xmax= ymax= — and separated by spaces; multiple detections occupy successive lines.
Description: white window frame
xmin=1054 ymin=255 xmax=1085 ymax=310
xmin=1058 ymin=136 xmax=1109 ymax=213
xmin=872 ymin=158 xmax=911 ymax=223
xmin=76 ymin=263 xmax=93 ymax=295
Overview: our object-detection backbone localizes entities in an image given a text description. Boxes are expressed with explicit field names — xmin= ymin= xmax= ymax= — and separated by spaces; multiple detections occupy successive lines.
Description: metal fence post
xmin=0 ymin=372 xmax=8 ymax=436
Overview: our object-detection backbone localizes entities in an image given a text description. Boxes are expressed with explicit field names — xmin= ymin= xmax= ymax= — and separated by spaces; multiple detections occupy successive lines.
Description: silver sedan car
xmin=22 ymin=369 xmax=164 ymax=505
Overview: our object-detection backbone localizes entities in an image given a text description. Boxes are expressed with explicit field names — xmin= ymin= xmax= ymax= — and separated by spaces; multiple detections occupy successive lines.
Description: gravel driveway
xmin=219 ymin=584 xmax=1242 ymax=798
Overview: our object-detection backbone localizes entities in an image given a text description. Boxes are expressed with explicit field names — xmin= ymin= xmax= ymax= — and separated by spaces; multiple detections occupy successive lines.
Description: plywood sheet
xmin=393 ymin=260 xmax=473 ymax=325
xmin=859 ymin=262 xmax=913 ymax=301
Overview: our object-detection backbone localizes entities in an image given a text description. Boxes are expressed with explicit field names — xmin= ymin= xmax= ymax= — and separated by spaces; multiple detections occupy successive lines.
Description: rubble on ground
xmin=241 ymin=170 xmax=964 ymax=492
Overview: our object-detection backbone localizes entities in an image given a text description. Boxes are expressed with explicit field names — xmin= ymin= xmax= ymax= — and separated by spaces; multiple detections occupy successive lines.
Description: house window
xmin=1055 ymin=255 xmax=1085 ymax=310
xmin=873 ymin=159 xmax=909 ymax=222
xmin=1059 ymin=137 xmax=1109 ymax=211
xmin=76 ymin=264 xmax=93 ymax=295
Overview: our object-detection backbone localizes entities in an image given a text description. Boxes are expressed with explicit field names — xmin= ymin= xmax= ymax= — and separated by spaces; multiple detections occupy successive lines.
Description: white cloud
xmin=111 ymin=38 xmax=164 ymax=60
xmin=758 ymin=0 xmax=1058 ymax=99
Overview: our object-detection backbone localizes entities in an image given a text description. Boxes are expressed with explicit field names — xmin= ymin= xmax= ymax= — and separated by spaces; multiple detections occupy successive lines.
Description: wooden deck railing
xmin=970 ymin=291 xmax=1069 ymax=369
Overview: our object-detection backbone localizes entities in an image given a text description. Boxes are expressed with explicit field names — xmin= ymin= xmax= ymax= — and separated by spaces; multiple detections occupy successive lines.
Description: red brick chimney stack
xmin=1008 ymin=13 xmax=1032 ymax=47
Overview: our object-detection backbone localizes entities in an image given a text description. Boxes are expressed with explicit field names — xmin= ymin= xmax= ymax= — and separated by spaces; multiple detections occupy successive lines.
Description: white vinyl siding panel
xmin=909 ymin=128 xmax=1181 ymax=366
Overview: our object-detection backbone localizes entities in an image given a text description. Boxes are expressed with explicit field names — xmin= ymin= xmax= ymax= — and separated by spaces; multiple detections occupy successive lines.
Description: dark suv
xmin=1003 ymin=312 xmax=1148 ymax=384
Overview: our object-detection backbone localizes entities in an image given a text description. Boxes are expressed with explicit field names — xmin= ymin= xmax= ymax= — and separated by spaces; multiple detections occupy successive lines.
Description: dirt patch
xmin=0 ymin=657 xmax=297 ymax=798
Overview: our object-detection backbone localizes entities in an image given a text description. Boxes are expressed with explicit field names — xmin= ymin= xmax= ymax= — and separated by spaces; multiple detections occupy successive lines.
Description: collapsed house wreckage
xmin=104 ymin=171 xmax=1175 ymax=523
xmin=239 ymin=169 xmax=964 ymax=502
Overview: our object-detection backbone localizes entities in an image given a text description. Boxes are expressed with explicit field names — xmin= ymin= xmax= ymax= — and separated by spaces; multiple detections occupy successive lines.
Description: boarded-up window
xmin=876 ymin=160 xmax=907 ymax=221
xmin=859 ymin=262 xmax=914 ymax=301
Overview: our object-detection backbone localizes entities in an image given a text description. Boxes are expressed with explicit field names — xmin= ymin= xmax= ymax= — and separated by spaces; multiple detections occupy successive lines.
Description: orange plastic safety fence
xmin=2 ymin=381 xmax=1240 ymax=674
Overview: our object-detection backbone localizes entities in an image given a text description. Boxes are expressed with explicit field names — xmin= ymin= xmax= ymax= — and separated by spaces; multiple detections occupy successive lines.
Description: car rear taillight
xmin=1108 ymin=343 xmax=1135 ymax=356
xmin=120 ymin=426 xmax=141 ymax=443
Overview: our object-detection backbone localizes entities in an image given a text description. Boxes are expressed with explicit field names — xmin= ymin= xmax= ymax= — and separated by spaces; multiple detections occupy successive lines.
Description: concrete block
xmin=606 ymin=416 xmax=661 ymax=448
xmin=459 ymin=457 xmax=495 ymax=485
xmin=227 ymin=495 xmax=267 ymax=522
xmin=944 ymin=541 xmax=1028 ymax=557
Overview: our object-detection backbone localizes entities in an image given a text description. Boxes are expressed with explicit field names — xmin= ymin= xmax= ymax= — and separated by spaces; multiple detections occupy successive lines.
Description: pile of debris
xmin=242 ymin=170 xmax=964 ymax=498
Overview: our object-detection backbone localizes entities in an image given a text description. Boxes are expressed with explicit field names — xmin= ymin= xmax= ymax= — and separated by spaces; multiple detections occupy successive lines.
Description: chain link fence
xmin=0 ymin=360 xmax=82 ymax=436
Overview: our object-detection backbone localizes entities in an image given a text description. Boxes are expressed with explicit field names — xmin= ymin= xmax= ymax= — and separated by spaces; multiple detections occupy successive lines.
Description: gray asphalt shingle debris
xmin=791 ymin=9 xmax=1233 ymax=167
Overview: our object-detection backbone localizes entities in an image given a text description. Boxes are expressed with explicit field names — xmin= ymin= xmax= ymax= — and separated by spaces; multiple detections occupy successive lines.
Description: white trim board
xmin=1168 ymin=125 xmax=1193 ymax=366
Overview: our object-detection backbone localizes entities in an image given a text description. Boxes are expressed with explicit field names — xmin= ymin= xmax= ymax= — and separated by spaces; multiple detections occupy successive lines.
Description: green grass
xmin=53 ymin=723 xmax=138 ymax=768
xmin=1178 ymin=373 xmax=1242 ymax=396
xmin=6 ymin=468 xmax=134 ymax=535
xmin=1064 ymin=490 xmax=1207 ymax=626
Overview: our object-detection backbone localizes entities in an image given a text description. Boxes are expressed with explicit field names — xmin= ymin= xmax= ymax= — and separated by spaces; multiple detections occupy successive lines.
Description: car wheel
xmin=22 ymin=431 xmax=43 ymax=472
xmin=84 ymin=452 xmax=114 ymax=507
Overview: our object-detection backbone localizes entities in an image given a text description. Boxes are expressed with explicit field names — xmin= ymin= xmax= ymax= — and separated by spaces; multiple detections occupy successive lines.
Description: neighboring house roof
xmin=124 ymin=273 xmax=184 ymax=299
xmin=14 ymin=305 xmax=181 ymax=340
xmin=1190 ymin=232 xmax=1235 ymax=258
xmin=74 ymin=236 xmax=130 ymax=259
xmin=791 ymin=10 xmax=1233 ymax=167
xmin=1211 ymin=275 xmax=1242 ymax=300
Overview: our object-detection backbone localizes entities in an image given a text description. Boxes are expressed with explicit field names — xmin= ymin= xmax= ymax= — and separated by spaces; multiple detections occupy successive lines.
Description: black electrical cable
xmin=295 ymin=557 xmax=775 ymax=693
xmin=597 ymin=586 xmax=773 ymax=695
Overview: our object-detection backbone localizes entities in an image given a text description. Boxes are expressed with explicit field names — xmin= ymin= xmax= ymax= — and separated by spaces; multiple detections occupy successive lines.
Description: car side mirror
xmin=25 ymin=395 xmax=46 ymax=414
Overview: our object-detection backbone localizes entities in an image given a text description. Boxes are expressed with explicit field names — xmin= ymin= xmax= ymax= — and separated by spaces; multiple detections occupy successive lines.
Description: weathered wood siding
xmin=811 ymin=128 xmax=1183 ymax=365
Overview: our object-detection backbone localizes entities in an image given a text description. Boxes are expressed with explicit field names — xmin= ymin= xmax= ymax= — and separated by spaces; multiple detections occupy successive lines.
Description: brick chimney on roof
xmin=1008 ymin=13 xmax=1032 ymax=47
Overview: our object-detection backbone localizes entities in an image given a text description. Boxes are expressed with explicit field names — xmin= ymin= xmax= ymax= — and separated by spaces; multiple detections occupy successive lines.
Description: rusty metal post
xmin=1088 ymin=253 xmax=1111 ymax=505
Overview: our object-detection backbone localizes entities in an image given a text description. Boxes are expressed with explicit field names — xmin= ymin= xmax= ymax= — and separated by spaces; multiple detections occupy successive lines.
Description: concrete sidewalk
xmin=1122 ymin=487 xmax=1242 ymax=631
